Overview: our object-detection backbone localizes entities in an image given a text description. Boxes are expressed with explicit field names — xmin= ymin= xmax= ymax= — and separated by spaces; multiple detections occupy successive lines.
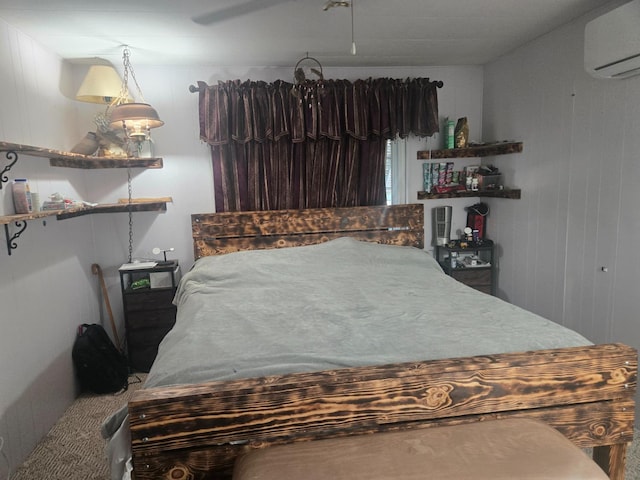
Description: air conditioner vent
xmin=585 ymin=0 xmax=640 ymax=79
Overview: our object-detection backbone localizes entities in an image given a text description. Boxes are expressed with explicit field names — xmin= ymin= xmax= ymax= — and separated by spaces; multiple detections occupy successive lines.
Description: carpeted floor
xmin=7 ymin=375 xmax=640 ymax=479
xmin=9 ymin=374 xmax=145 ymax=480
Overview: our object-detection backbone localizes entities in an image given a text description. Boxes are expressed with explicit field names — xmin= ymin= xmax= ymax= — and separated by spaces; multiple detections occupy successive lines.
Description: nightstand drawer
xmin=124 ymin=289 xmax=176 ymax=311
xmin=128 ymin=344 xmax=161 ymax=373
xmin=126 ymin=308 xmax=176 ymax=330
xmin=127 ymin=323 xmax=174 ymax=347
xmin=451 ymin=268 xmax=492 ymax=286
xmin=468 ymin=284 xmax=492 ymax=295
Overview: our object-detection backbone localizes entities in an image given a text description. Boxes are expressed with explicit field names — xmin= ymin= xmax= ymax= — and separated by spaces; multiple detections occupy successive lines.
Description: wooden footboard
xmin=128 ymin=343 xmax=637 ymax=480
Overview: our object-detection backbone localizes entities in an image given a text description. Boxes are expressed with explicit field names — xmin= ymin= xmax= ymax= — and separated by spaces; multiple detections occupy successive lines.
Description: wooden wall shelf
xmin=0 ymin=198 xmax=171 ymax=225
xmin=2 ymin=198 xmax=172 ymax=255
xmin=1 ymin=139 xmax=169 ymax=255
xmin=56 ymin=197 xmax=172 ymax=220
xmin=418 ymin=141 xmax=523 ymax=160
xmin=417 ymin=189 xmax=521 ymax=200
xmin=0 ymin=197 xmax=173 ymax=225
xmin=0 ymin=141 xmax=163 ymax=170
xmin=418 ymin=141 xmax=523 ymax=201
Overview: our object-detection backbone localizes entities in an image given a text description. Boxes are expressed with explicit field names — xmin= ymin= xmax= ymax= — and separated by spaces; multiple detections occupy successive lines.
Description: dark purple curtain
xmin=198 ymin=78 xmax=439 ymax=212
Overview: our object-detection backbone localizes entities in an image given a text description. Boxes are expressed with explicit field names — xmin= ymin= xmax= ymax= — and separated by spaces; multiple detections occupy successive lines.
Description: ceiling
xmin=0 ymin=0 xmax=611 ymax=68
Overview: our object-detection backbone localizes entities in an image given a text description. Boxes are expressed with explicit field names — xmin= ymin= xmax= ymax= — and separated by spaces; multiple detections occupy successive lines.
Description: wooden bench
xmin=233 ymin=419 xmax=611 ymax=479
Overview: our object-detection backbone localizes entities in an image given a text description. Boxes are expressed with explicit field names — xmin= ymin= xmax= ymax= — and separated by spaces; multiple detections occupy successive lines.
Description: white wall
xmin=482 ymin=0 xmax=640 ymax=423
xmin=0 ymin=18 xmax=484 ymax=473
xmin=0 ymin=18 xmax=98 ymax=476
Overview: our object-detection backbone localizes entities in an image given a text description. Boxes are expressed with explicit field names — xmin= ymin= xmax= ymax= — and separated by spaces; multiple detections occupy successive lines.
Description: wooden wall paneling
xmin=591 ymin=82 xmax=627 ymax=343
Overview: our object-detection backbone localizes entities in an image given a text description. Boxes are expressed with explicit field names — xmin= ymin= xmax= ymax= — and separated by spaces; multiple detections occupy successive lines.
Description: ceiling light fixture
xmin=323 ymin=0 xmax=355 ymax=56
xmin=108 ymin=46 xmax=164 ymax=152
xmin=323 ymin=0 xmax=349 ymax=11
xmin=350 ymin=0 xmax=356 ymax=56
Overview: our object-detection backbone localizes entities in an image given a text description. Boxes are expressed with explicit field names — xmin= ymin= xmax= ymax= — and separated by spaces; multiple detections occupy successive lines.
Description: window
xmin=384 ymin=138 xmax=406 ymax=205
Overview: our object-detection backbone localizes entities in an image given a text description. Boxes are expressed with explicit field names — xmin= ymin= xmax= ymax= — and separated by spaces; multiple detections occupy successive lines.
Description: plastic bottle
xmin=446 ymin=119 xmax=455 ymax=149
xmin=12 ymin=178 xmax=33 ymax=214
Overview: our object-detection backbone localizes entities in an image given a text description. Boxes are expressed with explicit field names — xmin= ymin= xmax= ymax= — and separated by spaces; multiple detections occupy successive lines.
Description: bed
xmin=105 ymin=204 xmax=636 ymax=480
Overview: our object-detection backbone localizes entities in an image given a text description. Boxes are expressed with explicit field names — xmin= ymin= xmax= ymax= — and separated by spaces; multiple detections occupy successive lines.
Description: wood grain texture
xmin=417 ymin=189 xmax=521 ymax=200
xmin=49 ymin=156 xmax=163 ymax=169
xmin=0 ymin=198 xmax=171 ymax=224
xmin=55 ymin=199 xmax=169 ymax=220
xmin=129 ymin=343 xmax=636 ymax=480
xmin=417 ymin=141 xmax=523 ymax=159
xmin=0 ymin=141 xmax=163 ymax=168
xmin=192 ymin=204 xmax=425 ymax=258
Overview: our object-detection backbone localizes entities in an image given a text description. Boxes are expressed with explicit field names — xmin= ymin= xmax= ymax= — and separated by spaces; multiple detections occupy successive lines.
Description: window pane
xmin=385 ymin=140 xmax=393 ymax=205
xmin=385 ymin=138 xmax=406 ymax=205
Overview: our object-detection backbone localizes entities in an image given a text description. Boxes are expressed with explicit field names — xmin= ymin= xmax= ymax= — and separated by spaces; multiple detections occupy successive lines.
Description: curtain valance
xmin=198 ymin=77 xmax=440 ymax=146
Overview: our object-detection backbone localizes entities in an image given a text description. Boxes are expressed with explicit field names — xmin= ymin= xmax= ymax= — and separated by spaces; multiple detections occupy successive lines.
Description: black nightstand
xmin=119 ymin=261 xmax=180 ymax=372
xmin=435 ymin=240 xmax=496 ymax=295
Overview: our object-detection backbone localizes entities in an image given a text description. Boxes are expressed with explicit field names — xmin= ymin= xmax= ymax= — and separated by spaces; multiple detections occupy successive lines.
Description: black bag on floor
xmin=72 ymin=324 xmax=129 ymax=394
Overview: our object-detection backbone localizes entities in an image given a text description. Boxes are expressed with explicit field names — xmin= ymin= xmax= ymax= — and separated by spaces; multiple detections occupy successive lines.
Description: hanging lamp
xmin=109 ymin=46 xmax=164 ymax=148
xmin=106 ymin=46 xmax=164 ymax=263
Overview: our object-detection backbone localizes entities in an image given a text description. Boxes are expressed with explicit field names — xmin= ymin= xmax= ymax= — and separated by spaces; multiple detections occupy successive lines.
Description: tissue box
xmin=150 ymin=265 xmax=180 ymax=288
xmin=476 ymin=174 xmax=502 ymax=190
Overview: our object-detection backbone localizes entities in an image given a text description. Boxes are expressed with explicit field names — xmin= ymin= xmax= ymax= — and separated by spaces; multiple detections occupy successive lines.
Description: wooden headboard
xmin=191 ymin=204 xmax=424 ymax=258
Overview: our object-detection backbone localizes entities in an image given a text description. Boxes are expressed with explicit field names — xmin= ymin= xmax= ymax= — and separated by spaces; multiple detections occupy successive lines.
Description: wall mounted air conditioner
xmin=585 ymin=0 xmax=640 ymax=79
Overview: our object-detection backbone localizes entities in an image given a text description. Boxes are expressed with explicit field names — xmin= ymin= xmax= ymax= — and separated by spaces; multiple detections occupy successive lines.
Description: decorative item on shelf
xmin=70 ymin=132 xmax=100 ymax=156
xmin=108 ymin=46 xmax=164 ymax=157
xmin=93 ymin=113 xmax=127 ymax=157
xmin=454 ymin=117 xmax=469 ymax=148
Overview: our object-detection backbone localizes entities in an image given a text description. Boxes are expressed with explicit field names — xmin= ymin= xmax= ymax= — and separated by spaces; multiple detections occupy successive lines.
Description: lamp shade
xmin=76 ymin=65 xmax=131 ymax=104
xmin=109 ymin=102 xmax=164 ymax=139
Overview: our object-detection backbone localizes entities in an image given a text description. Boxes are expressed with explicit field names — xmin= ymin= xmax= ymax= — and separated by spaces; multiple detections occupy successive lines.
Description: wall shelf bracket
xmin=0 ymin=149 xmax=19 ymax=189
xmin=4 ymin=219 xmax=27 ymax=255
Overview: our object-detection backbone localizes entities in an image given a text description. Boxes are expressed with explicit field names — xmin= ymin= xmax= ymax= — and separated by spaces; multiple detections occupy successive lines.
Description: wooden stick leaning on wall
xmin=91 ymin=263 xmax=121 ymax=349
